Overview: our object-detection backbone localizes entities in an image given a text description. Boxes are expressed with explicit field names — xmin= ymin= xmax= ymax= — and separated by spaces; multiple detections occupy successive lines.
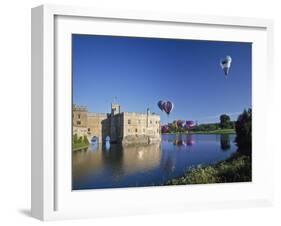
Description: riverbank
xmin=190 ymin=128 xmax=235 ymax=134
xmin=162 ymin=128 xmax=235 ymax=135
xmin=73 ymin=143 xmax=89 ymax=151
xmin=166 ymin=153 xmax=251 ymax=185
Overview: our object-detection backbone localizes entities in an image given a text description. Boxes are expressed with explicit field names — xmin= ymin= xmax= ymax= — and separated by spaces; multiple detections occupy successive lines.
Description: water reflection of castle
xmin=72 ymin=134 xmax=234 ymax=189
xmin=73 ymin=143 xmax=162 ymax=179
xmin=73 ymin=135 xmax=232 ymax=180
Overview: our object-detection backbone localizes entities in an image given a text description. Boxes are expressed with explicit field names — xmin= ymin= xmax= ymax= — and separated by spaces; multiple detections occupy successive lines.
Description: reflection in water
xmin=186 ymin=135 xmax=195 ymax=146
xmin=72 ymin=134 xmax=237 ymax=190
xmin=172 ymin=134 xmax=196 ymax=147
xmin=101 ymin=143 xmax=161 ymax=176
xmin=90 ymin=142 xmax=99 ymax=151
xmin=173 ymin=139 xmax=185 ymax=146
xmin=105 ymin=141 xmax=111 ymax=151
xmin=220 ymin=134 xmax=231 ymax=151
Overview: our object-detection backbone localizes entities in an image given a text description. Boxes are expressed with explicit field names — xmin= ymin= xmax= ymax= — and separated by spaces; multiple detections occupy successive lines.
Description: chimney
xmin=146 ymin=108 xmax=150 ymax=128
xmin=147 ymin=108 xmax=150 ymax=115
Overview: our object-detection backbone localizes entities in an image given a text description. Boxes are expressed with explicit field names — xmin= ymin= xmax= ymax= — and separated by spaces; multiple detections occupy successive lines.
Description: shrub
xmin=235 ymin=108 xmax=252 ymax=155
xmin=166 ymin=154 xmax=251 ymax=185
xmin=83 ymin=135 xmax=89 ymax=145
xmin=73 ymin=133 xmax=78 ymax=144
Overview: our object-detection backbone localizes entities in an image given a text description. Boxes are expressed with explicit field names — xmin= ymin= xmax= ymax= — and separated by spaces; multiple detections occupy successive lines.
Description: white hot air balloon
xmin=220 ymin=56 xmax=232 ymax=77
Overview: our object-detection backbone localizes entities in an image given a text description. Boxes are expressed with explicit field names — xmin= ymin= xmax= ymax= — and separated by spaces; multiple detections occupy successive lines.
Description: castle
xmin=73 ymin=104 xmax=161 ymax=145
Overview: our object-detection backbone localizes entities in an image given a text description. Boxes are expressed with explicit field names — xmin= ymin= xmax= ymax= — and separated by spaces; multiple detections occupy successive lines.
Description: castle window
xmin=150 ymin=120 xmax=152 ymax=124
xmin=128 ymin=119 xmax=131 ymax=124
xmin=88 ymin=128 xmax=90 ymax=132
xmin=78 ymin=114 xmax=80 ymax=119
xmin=77 ymin=121 xmax=81 ymax=125
xmin=135 ymin=129 xmax=138 ymax=132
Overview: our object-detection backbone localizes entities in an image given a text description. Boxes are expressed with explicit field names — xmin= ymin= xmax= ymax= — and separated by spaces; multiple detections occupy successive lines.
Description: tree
xmin=230 ymin=121 xmax=235 ymax=129
xmin=220 ymin=134 xmax=231 ymax=151
xmin=83 ymin=135 xmax=89 ymax=145
xmin=73 ymin=133 xmax=78 ymax=144
xmin=168 ymin=121 xmax=178 ymax=133
xmin=220 ymin=114 xmax=231 ymax=129
xmin=235 ymin=108 xmax=252 ymax=155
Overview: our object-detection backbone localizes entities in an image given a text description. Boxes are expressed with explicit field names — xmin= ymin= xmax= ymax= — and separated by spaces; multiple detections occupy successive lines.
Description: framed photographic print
xmin=31 ymin=4 xmax=274 ymax=221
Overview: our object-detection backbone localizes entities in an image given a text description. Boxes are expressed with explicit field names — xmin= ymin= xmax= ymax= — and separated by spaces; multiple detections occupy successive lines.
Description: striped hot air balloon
xmin=162 ymin=101 xmax=174 ymax=115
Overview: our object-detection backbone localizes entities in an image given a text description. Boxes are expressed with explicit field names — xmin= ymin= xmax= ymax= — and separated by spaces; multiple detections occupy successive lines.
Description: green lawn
xmin=190 ymin=129 xmax=235 ymax=134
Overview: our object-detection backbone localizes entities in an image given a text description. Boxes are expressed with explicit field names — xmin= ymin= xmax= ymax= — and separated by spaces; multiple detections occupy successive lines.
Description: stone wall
xmin=109 ymin=113 xmax=124 ymax=143
xmin=122 ymin=111 xmax=161 ymax=144
xmin=73 ymin=106 xmax=107 ymax=143
xmin=102 ymin=113 xmax=124 ymax=143
xmin=72 ymin=105 xmax=88 ymax=128
xmin=73 ymin=104 xmax=161 ymax=144
xmin=87 ymin=113 xmax=107 ymax=143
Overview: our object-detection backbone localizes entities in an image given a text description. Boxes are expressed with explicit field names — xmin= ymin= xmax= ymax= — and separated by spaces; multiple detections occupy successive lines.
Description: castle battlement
xmin=73 ymin=104 xmax=87 ymax=112
xmin=88 ymin=112 xmax=108 ymax=117
xmin=123 ymin=112 xmax=159 ymax=117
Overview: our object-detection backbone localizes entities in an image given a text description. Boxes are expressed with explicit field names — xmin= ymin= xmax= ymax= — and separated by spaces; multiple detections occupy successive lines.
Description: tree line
xmin=162 ymin=108 xmax=252 ymax=155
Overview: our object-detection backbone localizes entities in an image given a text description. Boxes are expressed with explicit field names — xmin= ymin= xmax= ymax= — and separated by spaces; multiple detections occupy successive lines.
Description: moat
xmin=72 ymin=134 xmax=237 ymax=190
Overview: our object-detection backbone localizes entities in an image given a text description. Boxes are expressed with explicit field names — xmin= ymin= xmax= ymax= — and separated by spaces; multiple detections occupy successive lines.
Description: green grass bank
xmin=166 ymin=153 xmax=251 ymax=185
xmin=190 ymin=129 xmax=235 ymax=134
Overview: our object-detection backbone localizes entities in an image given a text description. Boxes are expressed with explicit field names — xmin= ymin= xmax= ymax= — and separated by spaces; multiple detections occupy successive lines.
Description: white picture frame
xmin=31 ymin=4 xmax=274 ymax=221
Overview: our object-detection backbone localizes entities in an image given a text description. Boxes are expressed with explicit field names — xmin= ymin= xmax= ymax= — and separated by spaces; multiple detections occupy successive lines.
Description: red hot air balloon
xmin=163 ymin=101 xmax=174 ymax=115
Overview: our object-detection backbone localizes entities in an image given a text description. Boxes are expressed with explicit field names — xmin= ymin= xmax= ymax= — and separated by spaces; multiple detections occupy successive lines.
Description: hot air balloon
xmin=157 ymin=100 xmax=164 ymax=112
xmin=177 ymin=120 xmax=185 ymax=128
xmin=220 ymin=56 xmax=232 ymax=77
xmin=185 ymin=120 xmax=195 ymax=129
xmin=161 ymin=125 xmax=169 ymax=133
xmin=163 ymin=101 xmax=174 ymax=115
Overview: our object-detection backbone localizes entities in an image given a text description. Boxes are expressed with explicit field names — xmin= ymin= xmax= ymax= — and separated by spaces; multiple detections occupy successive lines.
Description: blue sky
xmin=72 ymin=34 xmax=252 ymax=124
